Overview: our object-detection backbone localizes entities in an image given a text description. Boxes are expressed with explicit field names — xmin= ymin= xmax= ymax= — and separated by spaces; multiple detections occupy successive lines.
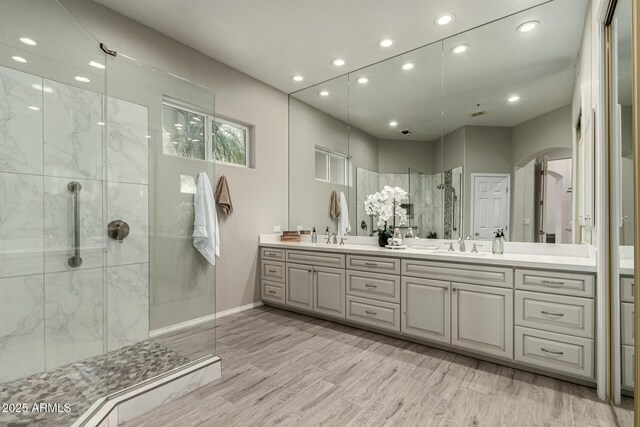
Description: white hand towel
xmin=338 ymin=191 xmax=351 ymax=236
xmin=193 ymin=172 xmax=219 ymax=265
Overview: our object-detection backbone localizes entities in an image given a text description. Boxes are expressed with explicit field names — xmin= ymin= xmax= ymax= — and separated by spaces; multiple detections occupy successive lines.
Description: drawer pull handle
xmin=540 ymin=280 xmax=565 ymax=286
xmin=365 ymin=262 xmax=378 ymax=267
xmin=541 ymin=348 xmax=564 ymax=356
xmin=268 ymin=269 xmax=277 ymax=273
xmin=540 ymin=310 xmax=564 ymax=317
xmin=266 ymin=252 xmax=278 ymax=256
xmin=268 ymin=290 xmax=276 ymax=294
xmin=365 ymin=310 xmax=377 ymax=316
xmin=632 ymin=283 xmax=635 ymax=296
xmin=364 ymin=284 xmax=377 ymax=288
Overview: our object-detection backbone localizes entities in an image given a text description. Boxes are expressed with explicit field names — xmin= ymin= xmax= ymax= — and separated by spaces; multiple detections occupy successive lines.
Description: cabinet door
xmin=286 ymin=263 xmax=313 ymax=310
xmin=314 ymin=266 xmax=346 ymax=318
xmin=452 ymin=282 xmax=513 ymax=359
xmin=401 ymin=277 xmax=450 ymax=344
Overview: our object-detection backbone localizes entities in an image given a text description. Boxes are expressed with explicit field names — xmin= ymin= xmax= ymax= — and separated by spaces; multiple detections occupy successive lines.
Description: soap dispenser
xmin=311 ymin=226 xmax=317 ymax=243
xmin=492 ymin=229 xmax=504 ymax=255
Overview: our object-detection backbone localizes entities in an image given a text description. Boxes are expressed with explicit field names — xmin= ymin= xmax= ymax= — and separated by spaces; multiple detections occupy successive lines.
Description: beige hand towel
xmin=330 ymin=191 xmax=340 ymax=220
xmin=215 ymin=175 xmax=233 ymax=216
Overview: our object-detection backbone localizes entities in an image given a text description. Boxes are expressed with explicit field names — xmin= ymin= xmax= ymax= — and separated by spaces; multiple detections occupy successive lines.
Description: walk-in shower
xmin=0 ymin=1 xmax=217 ymax=425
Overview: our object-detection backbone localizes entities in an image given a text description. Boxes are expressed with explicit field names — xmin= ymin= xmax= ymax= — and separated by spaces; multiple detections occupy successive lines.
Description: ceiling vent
xmin=470 ymin=110 xmax=487 ymax=118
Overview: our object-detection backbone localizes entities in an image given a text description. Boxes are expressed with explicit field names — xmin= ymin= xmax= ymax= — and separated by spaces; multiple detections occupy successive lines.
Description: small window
xmin=213 ymin=118 xmax=249 ymax=167
xmin=315 ymin=148 xmax=348 ymax=185
xmin=162 ymin=103 xmax=206 ymax=160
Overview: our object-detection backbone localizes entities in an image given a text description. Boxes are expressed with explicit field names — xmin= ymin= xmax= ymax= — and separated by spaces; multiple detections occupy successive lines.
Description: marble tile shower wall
xmin=0 ymin=65 xmax=149 ymax=383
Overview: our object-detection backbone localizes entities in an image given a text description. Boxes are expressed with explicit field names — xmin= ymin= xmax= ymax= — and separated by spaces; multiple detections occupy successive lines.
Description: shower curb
xmin=74 ymin=356 xmax=221 ymax=427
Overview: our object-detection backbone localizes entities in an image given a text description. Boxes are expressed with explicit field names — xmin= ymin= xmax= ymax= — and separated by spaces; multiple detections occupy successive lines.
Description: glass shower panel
xmin=0 ymin=0 xmax=108 ymax=425
xmin=105 ymin=53 xmax=216 ymax=394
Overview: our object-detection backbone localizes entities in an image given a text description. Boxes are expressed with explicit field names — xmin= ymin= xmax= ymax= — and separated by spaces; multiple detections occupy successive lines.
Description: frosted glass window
xmin=329 ymin=155 xmax=346 ymax=184
xmin=315 ymin=151 xmax=328 ymax=180
xmin=315 ymin=148 xmax=348 ymax=185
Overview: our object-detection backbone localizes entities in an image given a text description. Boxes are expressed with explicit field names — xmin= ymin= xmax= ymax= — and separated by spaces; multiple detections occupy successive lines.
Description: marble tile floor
xmin=0 ymin=340 xmax=190 ymax=427
xmin=128 ymin=306 xmax=618 ymax=427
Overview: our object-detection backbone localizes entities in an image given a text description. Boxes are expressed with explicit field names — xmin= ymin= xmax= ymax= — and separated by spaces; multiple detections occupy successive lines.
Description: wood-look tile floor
xmin=128 ymin=306 xmax=617 ymax=427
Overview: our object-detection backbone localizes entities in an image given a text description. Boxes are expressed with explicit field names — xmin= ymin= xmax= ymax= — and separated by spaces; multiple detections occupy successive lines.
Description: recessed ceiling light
xmin=401 ymin=62 xmax=415 ymax=71
xmin=291 ymin=75 xmax=304 ymax=82
xmin=331 ymin=58 xmax=347 ymax=67
xmin=12 ymin=56 xmax=27 ymax=63
xmin=28 ymin=106 xmax=40 ymax=111
xmin=451 ymin=44 xmax=469 ymax=54
xmin=516 ymin=20 xmax=539 ymax=33
xmin=97 ymin=122 xmax=106 ymax=126
xmin=435 ymin=14 xmax=455 ymax=26
xmin=19 ymin=37 xmax=36 ymax=46
xmin=378 ymin=38 xmax=395 ymax=48
xmin=356 ymin=77 xmax=369 ymax=84
xmin=32 ymin=83 xmax=53 ymax=93
xmin=145 ymin=135 xmax=151 ymax=139
xmin=174 ymin=123 xmax=183 ymax=128
xmin=89 ymin=61 xmax=106 ymax=69
xmin=389 ymin=121 xmax=398 ymax=127
xmin=318 ymin=90 xmax=330 ymax=97
xmin=74 ymin=76 xmax=90 ymax=83
xmin=508 ymin=95 xmax=520 ymax=103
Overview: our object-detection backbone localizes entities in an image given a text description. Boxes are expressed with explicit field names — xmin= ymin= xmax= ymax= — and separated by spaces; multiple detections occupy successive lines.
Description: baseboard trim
xmin=150 ymin=301 xmax=263 ymax=337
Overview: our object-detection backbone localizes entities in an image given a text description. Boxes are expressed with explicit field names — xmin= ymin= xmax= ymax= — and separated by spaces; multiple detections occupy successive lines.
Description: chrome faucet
xmin=326 ymin=233 xmax=337 ymax=244
xmin=458 ymin=237 xmax=465 ymax=252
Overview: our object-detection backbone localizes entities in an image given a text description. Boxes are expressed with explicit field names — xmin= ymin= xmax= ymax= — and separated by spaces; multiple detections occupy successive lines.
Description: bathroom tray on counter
xmin=385 ymin=245 xmax=407 ymax=250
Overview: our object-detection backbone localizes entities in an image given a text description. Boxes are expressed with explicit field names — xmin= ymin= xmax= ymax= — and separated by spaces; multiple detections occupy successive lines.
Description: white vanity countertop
xmin=259 ymin=239 xmax=597 ymax=273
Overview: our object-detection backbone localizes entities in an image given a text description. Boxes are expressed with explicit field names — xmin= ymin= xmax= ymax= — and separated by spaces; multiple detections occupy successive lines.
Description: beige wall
xmin=60 ymin=0 xmax=289 ymax=323
xmin=512 ymin=104 xmax=573 ymax=168
xmin=463 ymin=126 xmax=513 ymax=237
xmin=377 ymin=139 xmax=434 ymax=174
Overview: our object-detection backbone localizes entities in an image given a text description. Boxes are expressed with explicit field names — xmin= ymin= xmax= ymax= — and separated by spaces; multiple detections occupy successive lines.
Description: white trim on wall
xmin=149 ymin=301 xmax=264 ymax=338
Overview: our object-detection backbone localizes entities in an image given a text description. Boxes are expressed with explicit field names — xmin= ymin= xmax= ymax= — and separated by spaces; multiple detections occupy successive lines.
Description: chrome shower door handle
xmin=68 ymin=181 xmax=83 ymax=267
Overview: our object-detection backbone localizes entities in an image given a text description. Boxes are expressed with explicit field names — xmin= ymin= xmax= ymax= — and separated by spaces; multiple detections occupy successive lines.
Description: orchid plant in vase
xmin=364 ymin=186 xmax=409 ymax=247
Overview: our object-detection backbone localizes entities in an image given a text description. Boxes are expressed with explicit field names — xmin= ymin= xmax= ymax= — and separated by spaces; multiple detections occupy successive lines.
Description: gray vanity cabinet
xmin=313 ymin=266 xmax=346 ymax=318
xmin=285 ymin=262 xmax=346 ymax=318
xmin=401 ymin=277 xmax=451 ymax=344
xmin=451 ymin=282 xmax=514 ymax=359
xmin=286 ymin=263 xmax=314 ymax=310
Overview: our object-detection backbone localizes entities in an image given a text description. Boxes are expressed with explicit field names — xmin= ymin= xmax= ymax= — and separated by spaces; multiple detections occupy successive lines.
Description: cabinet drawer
xmin=346 ymin=270 xmax=400 ymax=303
xmin=621 ymin=302 xmax=634 ymax=346
xmin=261 ymin=247 xmax=285 ymax=261
xmin=621 ymin=277 xmax=635 ymax=303
xmin=515 ymin=291 xmax=594 ymax=338
xmin=262 ymin=280 xmax=284 ymax=304
xmin=262 ymin=261 xmax=285 ymax=283
xmin=286 ymin=250 xmax=345 ymax=268
xmin=515 ymin=326 xmax=594 ymax=379
xmin=402 ymin=259 xmax=513 ymax=288
xmin=346 ymin=255 xmax=400 ymax=275
xmin=515 ymin=269 xmax=594 ymax=297
xmin=345 ymin=296 xmax=400 ymax=332
xmin=622 ymin=344 xmax=634 ymax=389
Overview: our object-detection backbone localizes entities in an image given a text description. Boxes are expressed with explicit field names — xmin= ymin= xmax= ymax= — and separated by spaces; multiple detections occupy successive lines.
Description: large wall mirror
xmin=289 ymin=0 xmax=592 ymax=244
xmin=609 ymin=0 xmax=634 ymax=422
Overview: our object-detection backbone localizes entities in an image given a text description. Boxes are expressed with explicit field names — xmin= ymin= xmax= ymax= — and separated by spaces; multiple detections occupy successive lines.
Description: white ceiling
xmin=93 ymin=0 xmax=552 ymax=93
xmin=293 ymin=0 xmax=587 ymax=141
